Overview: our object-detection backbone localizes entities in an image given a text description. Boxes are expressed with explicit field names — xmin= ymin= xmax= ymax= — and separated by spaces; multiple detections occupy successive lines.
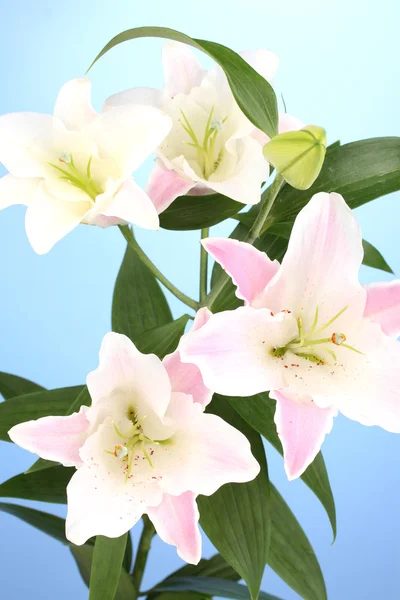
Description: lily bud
xmin=263 ymin=125 xmax=327 ymax=190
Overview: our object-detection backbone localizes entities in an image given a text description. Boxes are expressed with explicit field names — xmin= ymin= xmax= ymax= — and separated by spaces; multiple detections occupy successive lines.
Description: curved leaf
xmin=228 ymin=392 xmax=336 ymax=540
xmin=160 ymin=192 xmax=243 ymax=231
xmin=89 ymin=26 xmax=278 ymax=138
xmin=136 ymin=315 xmax=190 ymax=359
xmin=198 ymin=396 xmax=270 ymax=600
xmin=0 ymin=501 xmax=67 ymax=544
xmin=362 ymin=239 xmax=394 ymax=273
xmin=89 ymin=534 xmax=129 ymax=600
xmin=0 ymin=372 xmax=44 ymax=400
xmin=0 ymin=465 xmax=72 ymax=503
xmin=0 ymin=385 xmax=84 ymax=442
xmin=153 ymin=576 xmax=282 ymax=600
xmin=112 ymin=239 xmax=172 ymax=343
xmin=269 ymin=485 xmax=327 ymax=600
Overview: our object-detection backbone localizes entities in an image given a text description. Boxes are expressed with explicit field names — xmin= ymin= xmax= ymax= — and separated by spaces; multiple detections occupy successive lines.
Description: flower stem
xmin=131 ymin=516 xmax=155 ymax=598
xmin=118 ymin=225 xmax=199 ymax=311
xmin=203 ymin=175 xmax=284 ymax=310
xmin=199 ymin=227 xmax=209 ymax=302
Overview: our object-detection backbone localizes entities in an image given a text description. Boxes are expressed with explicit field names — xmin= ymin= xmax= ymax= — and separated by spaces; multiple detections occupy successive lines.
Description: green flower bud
xmin=263 ymin=125 xmax=327 ymax=190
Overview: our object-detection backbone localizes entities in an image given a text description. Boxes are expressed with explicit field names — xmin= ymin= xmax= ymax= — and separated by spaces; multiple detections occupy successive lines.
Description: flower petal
xmin=0 ymin=174 xmax=40 ymax=209
xmin=240 ymin=49 xmax=280 ymax=82
xmin=364 ymin=281 xmax=400 ymax=338
xmin=263 ymin=192 xmax=367 ymax=329
xmin=8 ymin=406 xmax=89 ymax=467
xmin=271 ymin=389 xmax=337 ymax=480
xmin=163 ymin=42 xmax=206 ymax=97
xmin=25 ymin=182 xmax=90 ymax=254
xmin=66 ymin=466 xmax=145 ymax=545
xmin=146 ymin=160 xmax=195 ymax=213
xmin=54 ymin=78 xmax=98 ymax=131
xmin=202 ymin=237 xmax=279 ymax=306
xmin=164 ymin=308 xmax=213 ymax=407
xmin=159 ymin=392 xmax=260 ymax=496
xmin=92 ymin=179 xmax=159 ymax=230
xmin=86 ymin=332 xmax=172 ymax=438
xmin=147 ymin=491 xmax=202 ymax=564
xmin=87 ymin=105 xmax=172 ymax=175
xmin=103 ymin=87 xmax=163 ymax=111
xmin=180 ymin=307 xmax=298 ymax=396
xmin=278 ymin=113 xmax=304 ymax=134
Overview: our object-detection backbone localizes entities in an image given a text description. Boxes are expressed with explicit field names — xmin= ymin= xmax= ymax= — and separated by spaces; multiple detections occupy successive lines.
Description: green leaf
xmin=0 ymin=501 xmax=67 ymax=544
xmin=227 ymin=392 xmax=336 ymax=540
xmin=89 ymin=534 xmax=129 ymax=600
xmin=112 ymin=242 xmax=172 ymax=343
xmin=89 ymin=27 xmax=278 ymax=138
xmin=71 ymin=544 xmax=135 ymax=600
xmin=25 ymin=458 xmax=59 ymax=474
xmin=123 ymin=532 xmax=133 ymax=573
xmin=269 ymin=485 xmax=327 ymax=600
xmin=136 ymin=315 xmax=190 ymax=359
xmin=0 ymin=385 xmax=84 ymax=442
xmin=362 ymin=239 xmax=394 ymax=273
xmin=268 ymin=137 xmax=400 ymax=224
xmin=198 ymin=396 xmax=270 ymax=600
xmin=160 ymin=192 xmax=243 ymax=231
xmin=0 ymin=372 xmax=44 ymax=400
xmin=152 ymin=576 xmax=282 ymax=600
xmin=0 ymin=465 xmax=72 ymax=503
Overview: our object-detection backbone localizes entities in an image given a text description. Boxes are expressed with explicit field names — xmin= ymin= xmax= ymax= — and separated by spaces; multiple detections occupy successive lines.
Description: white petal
xmin=25 ymin=182 xmax=90 ymax=254
xmin=54 ymin=78 xmax=98 ymax=130
xmin=0 ymin=174 xmax=39 ymax=209
xmin=240 ymin=49 xmax=280 ymax=83
xmin=163 ymin=42 xmax=206 ymax=97
xmin=103 ymin=87 xmax=163 ymax=112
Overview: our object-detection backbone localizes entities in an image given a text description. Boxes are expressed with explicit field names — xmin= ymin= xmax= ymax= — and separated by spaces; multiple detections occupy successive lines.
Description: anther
xmin=59 ymin=151 xmax=71 ymax=164
xmin=332 ymin=332 xmax=346 ymax=346
xmin=113 ymin=445 xmax=128 ymax=459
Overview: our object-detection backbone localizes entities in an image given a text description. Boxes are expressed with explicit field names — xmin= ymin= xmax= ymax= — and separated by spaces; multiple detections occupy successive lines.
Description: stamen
xmin=59 ymin=151 xmax=71 ymax=164
xmin=113 ymin=445 xmax=128 ymax=459
xmin=332 ymin=332 xmax=346 ymax=345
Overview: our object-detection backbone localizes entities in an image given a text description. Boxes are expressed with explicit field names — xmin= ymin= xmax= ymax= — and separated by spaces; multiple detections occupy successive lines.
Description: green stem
xmin=131 ymin=516 xmax=155 ymax=598
xmin=199 ymin=227 xmax=209 ymax=303
xmin=119 ymin=225 xmax=199 ymax=311
xmin=203 ymin=175 xmax=284 ymax=310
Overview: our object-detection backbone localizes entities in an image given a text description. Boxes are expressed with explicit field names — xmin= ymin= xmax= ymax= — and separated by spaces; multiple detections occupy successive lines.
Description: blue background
xmin=0 ymin=1 xmax=399 ymax=598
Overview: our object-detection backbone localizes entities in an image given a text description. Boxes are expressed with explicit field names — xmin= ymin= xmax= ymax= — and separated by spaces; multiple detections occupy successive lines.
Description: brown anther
xmin=332 ymin=332 xmax=346 ymax=346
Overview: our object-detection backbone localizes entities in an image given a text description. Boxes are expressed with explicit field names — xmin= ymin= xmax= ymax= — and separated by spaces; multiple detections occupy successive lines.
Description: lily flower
xmin=104 ymin=43 xmax=302 ymax=214
xmin=180 ymin=193 xmax=400 ymax=480
xmin=0 ymin=78 xmax=172 ymax=254
xmin=8 ymin=309 xmax=259 ymax=563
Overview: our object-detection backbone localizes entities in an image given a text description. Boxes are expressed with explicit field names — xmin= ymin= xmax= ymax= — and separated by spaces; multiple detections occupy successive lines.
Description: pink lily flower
xmin=180 ymin=193 xmax=400 ymax=480
xmin=104 ymin=42 xmax=303 ymax=213
xmin=8 ymin=309 xmax=259 ymax=563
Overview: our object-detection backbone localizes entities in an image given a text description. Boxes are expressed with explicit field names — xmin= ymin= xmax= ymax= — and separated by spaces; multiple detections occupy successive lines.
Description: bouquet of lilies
xmin=1 ymin=26 xmax=399 ymax=600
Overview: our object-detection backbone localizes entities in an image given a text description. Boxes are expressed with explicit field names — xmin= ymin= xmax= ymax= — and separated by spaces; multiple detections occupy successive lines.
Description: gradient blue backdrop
xmin=0 ymin=1 xmax=399 ymax=598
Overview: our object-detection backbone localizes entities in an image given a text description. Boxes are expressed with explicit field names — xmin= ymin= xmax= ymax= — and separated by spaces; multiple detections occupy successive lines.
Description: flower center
xmin=48 ymin=153 xmax=103 ymax=201
xmin=105 ymin=410 xmax=159 ymax=483
xmin=179 ymin=105 xmax=227 ymax=179
xmin=271 ymin=305 xmax=363 ymax=365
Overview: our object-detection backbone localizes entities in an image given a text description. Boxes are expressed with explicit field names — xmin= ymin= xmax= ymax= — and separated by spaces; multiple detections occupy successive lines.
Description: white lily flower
xmin=0 ymin=78 xmax=172 ymax=253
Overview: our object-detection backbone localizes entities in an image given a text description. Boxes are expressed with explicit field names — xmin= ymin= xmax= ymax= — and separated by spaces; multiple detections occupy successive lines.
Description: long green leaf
xmin=71 ymin=544 xmax=135 ymax=600
xmin=198 ymin=396 xmax=270 ymax=600
xmin=152 ymin=576 xmax=282 ymax=600
xmin=0 ymin=465 xmax=72 ymax=503
xmin=0 ymin=385 xmax=84 ymax=442
xmin=112 ymin=242 xmax=172 ymax=343
xmin=362 ymin=239 xmax=394 ymax=273
xmin=160 ymin=192 xmax=243 ymax=231
xmin=89 ymin=26 xmax=278 ymax=138
xmin=227 ymin=392 xmax=336 ymax=539
xmin=0 ymin=502 xmax=67 ymax=544
xmin=0 ymin=372 xmax=44 ymax=400
xmin=269 ymin=485 xmax=327 ymax=600
xmin=89 ymin=534 xmax=129 ymax=600
xmin=135 ymin=315 xmax=190 ymax=359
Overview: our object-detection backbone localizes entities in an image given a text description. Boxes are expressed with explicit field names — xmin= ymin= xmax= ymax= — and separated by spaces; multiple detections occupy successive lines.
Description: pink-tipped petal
xmin=271 ymin=389 xmax=337 ymax=480
xmin=164 ymin=308 xmax=213 ymax=407
xmin=180 ymin=307 xmax=298 ymax=396
xmin=0 ymin=174 xmax=40 ymax=209
xmin=278 ymin=113 xmax=304 ymax=134
xmin=147 ymin=492 xmax=202 ymax=564
xmin=264 ymin=192 xmax=367 ymax=328
xmin=8 ymin=406 xmax=90 ymax=467
xmin=146 ymin=160 xmax=194 ymax=213
xmin=364 ymin=281 xmax=400 ymax=338
xmin=54 ymin=78 xmax=98 ymax=130
xmin=202 ymin=237 xmax=279 ymax=307
xmin=163 ymin=42 xmax=206 ymax=97
xmin=240 ymin=49 xmax=279 ymax=83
